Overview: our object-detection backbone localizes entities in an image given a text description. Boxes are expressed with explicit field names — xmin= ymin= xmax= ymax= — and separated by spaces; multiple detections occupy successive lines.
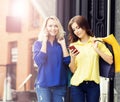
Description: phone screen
xmin=69 ymin=46 xmax=76 ymax=50
xmin=68 ymin=46 xmax=79 ymax=53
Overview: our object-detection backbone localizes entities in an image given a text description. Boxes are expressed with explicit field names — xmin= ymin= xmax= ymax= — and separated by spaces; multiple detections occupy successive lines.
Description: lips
xmin=76 ymin=32 xmax=81 ymax=36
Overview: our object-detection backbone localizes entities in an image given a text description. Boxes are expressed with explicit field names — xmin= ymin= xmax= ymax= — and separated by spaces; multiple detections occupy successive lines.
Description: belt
xmin=83 ymin=81 xmax=94 ymax=84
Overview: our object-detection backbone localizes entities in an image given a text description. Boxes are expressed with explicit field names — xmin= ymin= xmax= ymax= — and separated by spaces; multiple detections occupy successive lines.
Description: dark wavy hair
xmin=68 ymin=15 xmax=94 ymax=43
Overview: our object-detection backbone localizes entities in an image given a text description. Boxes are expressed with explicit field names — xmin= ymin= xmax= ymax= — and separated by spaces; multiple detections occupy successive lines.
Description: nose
xmin=52 ymin=26 xmax=56 ymax=30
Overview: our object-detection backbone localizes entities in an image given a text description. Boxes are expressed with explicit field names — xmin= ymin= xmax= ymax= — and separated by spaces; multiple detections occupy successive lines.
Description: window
xmin=6 ymin=16 xmax=21 ymax=33
xmin=11 ymin=47 xmax=18 ymax=63
xmin=8 ymin=42 xmax=17 ymax=89
xmin=9 ymin=42 xmax=17 ymax=63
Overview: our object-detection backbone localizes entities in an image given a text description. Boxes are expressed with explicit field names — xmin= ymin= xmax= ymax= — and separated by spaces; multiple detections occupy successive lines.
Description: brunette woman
xmin=68 ymin=15 xmax=113 ymax=102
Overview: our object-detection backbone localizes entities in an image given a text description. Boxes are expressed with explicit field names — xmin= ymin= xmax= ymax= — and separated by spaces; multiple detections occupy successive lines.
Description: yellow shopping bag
xmin=102 ymin=34 xmax=120 ymax=72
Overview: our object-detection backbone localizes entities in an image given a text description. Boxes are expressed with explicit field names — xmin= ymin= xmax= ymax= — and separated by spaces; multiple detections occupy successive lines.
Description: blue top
xmin=33 ymin=40 xmax=70 ymax=87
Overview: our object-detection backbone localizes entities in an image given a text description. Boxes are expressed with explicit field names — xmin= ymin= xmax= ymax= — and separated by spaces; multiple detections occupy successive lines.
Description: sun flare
xmin=11 ymin=1 xmax=28 ymax=18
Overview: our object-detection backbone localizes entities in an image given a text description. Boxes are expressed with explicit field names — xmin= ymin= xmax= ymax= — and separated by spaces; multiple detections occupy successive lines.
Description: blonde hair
xmin=38 ymin=16 xmax=65 ymax=41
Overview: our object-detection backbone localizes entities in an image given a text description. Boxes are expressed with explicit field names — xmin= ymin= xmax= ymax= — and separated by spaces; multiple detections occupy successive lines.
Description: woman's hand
xmin=68 ymin=46 xmax=79 ymax=73
xmin=92 ymin=37 xmax=99 ymax=51
xmin=40 ymin=30 xmax=49 ymax=53
xmin=92 ymin=38 xmax=113 ymax=65
xmin=69 ymin=48 xmax=79 ymax=57
xmin=58 ymin=37 xmax=69 ymax=57
xmin=69 ymin=50 xmax=78 ymax=73
xmin=57 ymin=37 xmax=66 ymax=46
xmin=93 ymin=41 xmax=99 ymax=53
xmin=43 ymin=30 xmax=49 ymax=42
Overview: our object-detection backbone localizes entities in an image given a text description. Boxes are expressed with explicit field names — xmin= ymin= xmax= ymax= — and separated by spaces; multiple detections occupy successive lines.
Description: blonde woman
xmin=33 ymin=16 xmax=70 ymax=102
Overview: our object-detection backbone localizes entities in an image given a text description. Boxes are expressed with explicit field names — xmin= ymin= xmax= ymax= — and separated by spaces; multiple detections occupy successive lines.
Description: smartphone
xmin=68 ymin=45 xmax=79 ymax=53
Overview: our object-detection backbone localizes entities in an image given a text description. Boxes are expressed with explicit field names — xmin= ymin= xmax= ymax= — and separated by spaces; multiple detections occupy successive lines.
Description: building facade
xmin=0 ymin=0 xmax=43 ymax=99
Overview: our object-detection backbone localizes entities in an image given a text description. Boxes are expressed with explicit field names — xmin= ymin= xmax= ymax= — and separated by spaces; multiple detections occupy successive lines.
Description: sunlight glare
xmin=12 ymin=1 xmax=27 ymax=18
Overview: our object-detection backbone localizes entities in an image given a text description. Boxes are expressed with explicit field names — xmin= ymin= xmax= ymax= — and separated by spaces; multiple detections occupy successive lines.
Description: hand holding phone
xmin=69 ymin=45 xmax=79 ymax=54
xmin=43 ymin=29 xmax=49 ymax=42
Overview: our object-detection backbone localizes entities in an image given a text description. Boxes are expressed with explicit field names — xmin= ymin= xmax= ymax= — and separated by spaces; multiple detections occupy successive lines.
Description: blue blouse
xmin=33 ymin=40 xmax=70 ymax=87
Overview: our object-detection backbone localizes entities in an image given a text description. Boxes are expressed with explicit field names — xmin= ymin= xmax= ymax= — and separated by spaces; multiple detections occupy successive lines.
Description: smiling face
xmin=68 ymin=16 xmax=94 ymax=43
xmin=71 ymin=22 xmax=87 ymax=39
xmin=46 ymin=19 xmax=59 ymax=37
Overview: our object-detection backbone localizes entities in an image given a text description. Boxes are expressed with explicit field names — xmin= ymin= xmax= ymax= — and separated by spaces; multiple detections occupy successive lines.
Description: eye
xmin=48 ymin=25 xmax=52 ymax=27
xmin=72 ymin=26 xmax=80 ymax=32
xmin=77 ymin=26 xmax=80 ymax=29
xmin=54 ymin=25 xmax=58 ymax=28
